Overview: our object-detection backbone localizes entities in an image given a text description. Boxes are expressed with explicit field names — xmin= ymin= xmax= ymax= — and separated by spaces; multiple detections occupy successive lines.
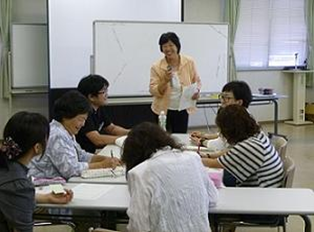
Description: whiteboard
xmin=47 ymin=0 xmax=181 ymax=89
xmin=11 ymin=24 xmax=48 ymax=88
xmin=94 ymin=21 xmax=229 ymax=97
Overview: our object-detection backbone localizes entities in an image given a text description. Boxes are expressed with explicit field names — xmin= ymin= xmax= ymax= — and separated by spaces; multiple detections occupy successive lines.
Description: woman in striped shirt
xmin=201 ymin=104 xmax=284 ymax=187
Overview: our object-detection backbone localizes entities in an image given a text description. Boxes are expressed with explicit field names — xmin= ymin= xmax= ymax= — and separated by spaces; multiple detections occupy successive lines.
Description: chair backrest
xmin=282 ymin=156 xmax=296 ymax=188
xmin=270 ymin=135 xmax=288 ymax=161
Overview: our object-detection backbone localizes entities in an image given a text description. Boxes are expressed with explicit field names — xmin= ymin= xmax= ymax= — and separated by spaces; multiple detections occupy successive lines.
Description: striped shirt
xmin=218 ymin=131 xmax=284 ymax=187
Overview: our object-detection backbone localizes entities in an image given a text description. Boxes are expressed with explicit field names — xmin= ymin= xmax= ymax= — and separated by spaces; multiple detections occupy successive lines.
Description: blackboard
xmin=93 ymin=21 xmax=229 ymax=97
xmin=11 ymin=24 xmax=48 ymax=89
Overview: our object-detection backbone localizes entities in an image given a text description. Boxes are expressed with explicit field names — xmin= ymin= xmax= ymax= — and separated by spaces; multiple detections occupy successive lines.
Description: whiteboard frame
xmin=10 ymin=23 xmax=48 ymax=90
xmin=47 ymin=0 xmax=182 ymax=89
xmin=93 ymin=20 xmax=229 ymax=98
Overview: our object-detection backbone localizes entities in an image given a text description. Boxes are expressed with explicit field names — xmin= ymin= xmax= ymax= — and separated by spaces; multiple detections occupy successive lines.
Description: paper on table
xmin=50 ymin=184 xmax=66 ymax=194
xmin=71 ymin=183 xmax=114 ymax=200
xmin=36 ymin=185 xmax=52 ymax=194
xmin=179 ymin=83 xmax=198 ymax=110
xmin=98 ymin=145 xmax=121 ymax=158
xmin=115 ymin=135 xmax=127 ymax=147
xmin=183 ymin=145 xmax=216 ymax=152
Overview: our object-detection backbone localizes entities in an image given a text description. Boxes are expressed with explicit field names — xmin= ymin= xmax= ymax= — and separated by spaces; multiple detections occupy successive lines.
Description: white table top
xmin=211 ymin=187 xmax=314 ymax=215
xmin=68 ymin=134 xmax=214 ymax=185
xmin=68 ymin=166 xmax=221 ymax=185
xmin=68 ymin=175 xmax=127 ymax=184
xmin=171 ymin=133 xmax=192 ymax=146
xmin=37 ymin=183 xmax=129 ymax=210
xmin=37 ymin=184 xmax=314 ymax=215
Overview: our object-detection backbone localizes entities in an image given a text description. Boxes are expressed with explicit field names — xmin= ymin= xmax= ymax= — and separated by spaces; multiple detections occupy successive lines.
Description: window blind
xmin=234 ymin=0 xmax=306 ymax=69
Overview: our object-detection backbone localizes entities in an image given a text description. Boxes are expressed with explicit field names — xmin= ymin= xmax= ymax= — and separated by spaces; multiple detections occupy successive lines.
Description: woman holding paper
xmin=0 ymin=111 xmax=73 ymax=232
xmin=150 ymin=32 xmax=201 ymax=133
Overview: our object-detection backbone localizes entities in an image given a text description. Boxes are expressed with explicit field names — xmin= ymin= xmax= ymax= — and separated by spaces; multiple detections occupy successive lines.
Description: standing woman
xmin=0 ymin=112 xmax=73 ymax=232
xmin=121 ymin=122 xmax=218 ymax=232
xmin=150 ymin=32 xmax=201 ymax=133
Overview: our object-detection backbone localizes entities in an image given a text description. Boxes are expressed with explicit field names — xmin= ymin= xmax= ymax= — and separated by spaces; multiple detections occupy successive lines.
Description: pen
xmin=110 ymin=150 xmax=116 ymax=177
xmin=197 ymin=142 xmax=201 ymax=155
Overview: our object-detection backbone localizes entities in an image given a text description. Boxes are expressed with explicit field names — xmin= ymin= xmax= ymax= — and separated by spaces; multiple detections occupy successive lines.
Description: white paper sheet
xmin=179 ymin=83 xmax=198 ymax=110
xmin=35 ymin=185 xmax=52 ymax=194
xmin=183 ymin=145 xmax=216 ymax=152
xmin=98 ymin=145 xmax=121 ymax=158
xmin=71 ymin=184 xmax=114 ymax=200
xmin=115 ymin=135 xmax=127 ymax=147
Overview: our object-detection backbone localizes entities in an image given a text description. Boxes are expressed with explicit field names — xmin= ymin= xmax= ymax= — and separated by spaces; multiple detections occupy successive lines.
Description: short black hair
xmin=53 ymin=90 xmax=91 ymax=122
xmin=121 ymin=122 xmax=182 ymax=174
xmin=159 ymin=32 xmax=181 ymax=53
xmin=222 ymin=81 xmax=252 ymax=108
xmin=78 ymin=74 xmax=109 ymax=98
xmin=0 ymin=111 xmax=49 ymax=167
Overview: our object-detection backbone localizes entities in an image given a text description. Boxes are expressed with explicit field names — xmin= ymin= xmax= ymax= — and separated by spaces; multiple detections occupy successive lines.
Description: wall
xmin=0 ymin=0 xmax=310 ymax=136
xmin=185 ymin=0 xmax=294 ymax=128
xmin=0 ymin=0 xmax=48 ymax=136
xmin=189 ymin=70 xmax=293 ymax=127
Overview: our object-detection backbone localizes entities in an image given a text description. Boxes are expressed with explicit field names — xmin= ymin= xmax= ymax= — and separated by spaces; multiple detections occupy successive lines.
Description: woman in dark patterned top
xmin=0 ymin=112 xmax=73 ymax=232
xmin=201 ymin=105 xmax=284 ymax=187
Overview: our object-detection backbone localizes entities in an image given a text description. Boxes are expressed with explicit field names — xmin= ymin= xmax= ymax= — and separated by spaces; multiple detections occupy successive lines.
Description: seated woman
xmin=0 ymin=111 xmax=73 ymax=232
xmin=28 ymin=90 xmax=120 ymax=180
xmin=190 ymin=80 xmax=252 ymax=152
xmin=202 ymin=104 xmax=284 ymax=187
xmin=121 ymin=122 xmax=218 ymax=232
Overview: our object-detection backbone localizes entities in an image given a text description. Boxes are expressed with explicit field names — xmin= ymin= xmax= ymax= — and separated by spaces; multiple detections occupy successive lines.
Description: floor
xmin=193 ymin=122 xmax=314 ymax=232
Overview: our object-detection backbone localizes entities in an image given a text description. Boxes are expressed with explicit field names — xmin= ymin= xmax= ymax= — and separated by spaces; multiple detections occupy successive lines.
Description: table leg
xmin=273 ymin=99 xmax=278 ymax=135
xmin=300 ymin=215 xmax=311 ymax=232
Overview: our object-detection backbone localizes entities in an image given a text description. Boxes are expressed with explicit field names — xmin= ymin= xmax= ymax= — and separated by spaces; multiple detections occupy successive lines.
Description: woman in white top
xmin=121 ymin=122 xmax=218 ymax=232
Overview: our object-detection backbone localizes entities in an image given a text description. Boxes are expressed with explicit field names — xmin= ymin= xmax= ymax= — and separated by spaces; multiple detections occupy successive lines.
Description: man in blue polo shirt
xmin=76 ymin=74 xmax=129 ymax=153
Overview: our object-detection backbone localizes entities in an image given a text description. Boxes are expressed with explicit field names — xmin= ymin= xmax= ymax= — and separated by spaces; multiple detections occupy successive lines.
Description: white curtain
xmin=0 ymin=0 xmax=12 ymax=98
xmin=224 ymin=0 xmax=241 ymax=81
xmin=305 ymin=0 xmax=314 ymax=86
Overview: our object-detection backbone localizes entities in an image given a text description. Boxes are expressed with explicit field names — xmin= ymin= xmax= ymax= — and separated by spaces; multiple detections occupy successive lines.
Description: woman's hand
xmin=190 ymin=135 xmax=202 ymax=145
xmin=191 ymin=89 xmax=200 ymax=100
xmin=48 ymin=189 xmax=73 ymax=204
xmin=101 ymin=157 xmax=121 ymax=169
xmin=190 ymin=131 xmax=202 ymax=139
xmin=36 ymin=189 xmax=73 ymax=204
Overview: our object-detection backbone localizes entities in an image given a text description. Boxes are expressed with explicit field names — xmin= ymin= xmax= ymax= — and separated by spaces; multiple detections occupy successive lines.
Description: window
xmin=234 ymin=0 xmax=307 ymax=69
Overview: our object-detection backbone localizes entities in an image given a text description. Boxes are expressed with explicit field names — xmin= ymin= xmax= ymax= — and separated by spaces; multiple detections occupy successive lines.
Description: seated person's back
xmin=128 ymin=150 xmax=216 ymax=232
xmin=218 ymin=131 xmax=284 ymax=187
xmin=122 ymin=122 xmax=218 ymax=232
